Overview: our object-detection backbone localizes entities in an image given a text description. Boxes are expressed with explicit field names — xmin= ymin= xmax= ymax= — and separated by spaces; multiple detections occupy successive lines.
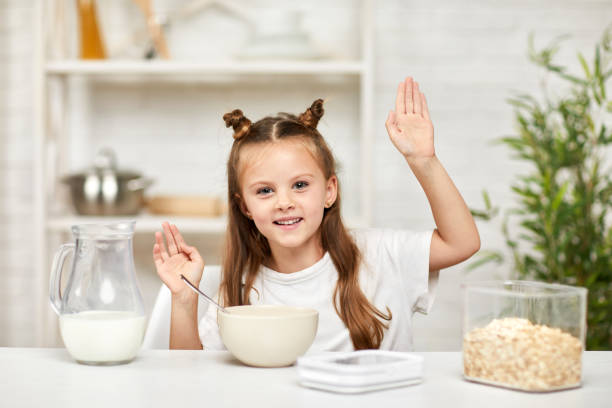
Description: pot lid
xmin=64 ymin=148 xmax=142 ymax=181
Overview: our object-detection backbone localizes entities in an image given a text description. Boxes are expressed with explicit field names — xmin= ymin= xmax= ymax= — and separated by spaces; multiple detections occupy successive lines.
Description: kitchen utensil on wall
xmin=49 ymin=221 xmax=146 ymax=365
xmin=62 ymin=148 xmax=154 ymax=216
xmin=76 ymin=0 xmax=106 ymax=59
xmin=132 ymin=0 xmax=170 ymax=59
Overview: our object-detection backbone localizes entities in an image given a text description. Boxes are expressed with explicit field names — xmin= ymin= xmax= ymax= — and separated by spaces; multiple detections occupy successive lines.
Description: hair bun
xmin=298 ymin=99 xmax=324 ymax=129
xmin=223 ymin=109 xmax=252 ymax=140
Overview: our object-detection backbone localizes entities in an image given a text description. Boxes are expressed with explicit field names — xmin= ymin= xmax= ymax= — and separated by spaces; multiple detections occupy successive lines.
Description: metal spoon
xmin=180 ymin=274 xmax=227 ymax=313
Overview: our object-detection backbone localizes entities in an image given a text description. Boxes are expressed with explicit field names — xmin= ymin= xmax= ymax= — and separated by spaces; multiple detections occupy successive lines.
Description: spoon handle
xmin=180 ymin=274 xmax=227 ymax=313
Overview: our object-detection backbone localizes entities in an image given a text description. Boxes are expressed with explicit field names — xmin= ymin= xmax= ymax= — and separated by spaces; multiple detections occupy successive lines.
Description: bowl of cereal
xmin=462 ymin=280 xmax=587 ymax=392
xmin=217 ymin=305 xmax=319 ymax=368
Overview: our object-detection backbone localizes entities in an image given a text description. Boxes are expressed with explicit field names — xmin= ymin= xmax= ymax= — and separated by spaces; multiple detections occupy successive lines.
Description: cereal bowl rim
xmin=218 ymin=305 xmax=319 ymax=321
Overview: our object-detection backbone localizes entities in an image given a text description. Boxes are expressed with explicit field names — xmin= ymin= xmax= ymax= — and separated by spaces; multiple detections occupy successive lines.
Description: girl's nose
xmin=275 ymin=194 xmax=295 ymax=211
xmin=276 ymin=200 xmax=295 ymax=211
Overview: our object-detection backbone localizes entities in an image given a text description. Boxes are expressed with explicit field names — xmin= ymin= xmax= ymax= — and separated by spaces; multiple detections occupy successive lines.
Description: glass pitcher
xmin=49 ymin=221 xmax=146 ymax=365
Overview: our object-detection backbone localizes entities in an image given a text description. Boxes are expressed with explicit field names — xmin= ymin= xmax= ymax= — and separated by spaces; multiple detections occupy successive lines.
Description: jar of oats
xmin=462 ymin=280 xmax=587 ymax=392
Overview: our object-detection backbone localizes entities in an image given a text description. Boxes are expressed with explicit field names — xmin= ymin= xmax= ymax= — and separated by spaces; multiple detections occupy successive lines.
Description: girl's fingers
xmin=153 ymin=243 xmax=164 ymax=268
xmin=182 ymin=244 xmax=203 ymax=264
xmin=170 ymin=224 xmax=183 ymax=253
xmin=155 ymin=231 xmax=169 ymax=262
xmin=404 ymin=77 xmax=414 ymax=114
xmin=413 ymin=82 xmax=423 ymax=115
xmin=421 ymin=92 xmax=431 ymax=120
xmin=395 ymin=81 xmax=406 ymax=114
xmin=162 ymin=222 xmax=178 ymax=255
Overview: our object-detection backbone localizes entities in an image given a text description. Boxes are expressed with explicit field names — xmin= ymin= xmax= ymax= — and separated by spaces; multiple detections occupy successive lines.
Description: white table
xmin=1 ymin=348 xmax=610 ymax=408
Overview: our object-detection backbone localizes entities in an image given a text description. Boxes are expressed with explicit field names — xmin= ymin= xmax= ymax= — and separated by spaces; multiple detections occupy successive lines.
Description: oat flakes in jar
xmin=462 ymin=280 xmax=587 ymax=392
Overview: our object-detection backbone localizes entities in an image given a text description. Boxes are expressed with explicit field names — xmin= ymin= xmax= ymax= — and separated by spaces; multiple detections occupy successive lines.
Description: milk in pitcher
xmin=59 ymin=311 xmax=146 ymax=364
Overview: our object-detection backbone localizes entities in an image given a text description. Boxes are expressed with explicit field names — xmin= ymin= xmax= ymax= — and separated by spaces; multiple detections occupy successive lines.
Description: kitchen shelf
xmin=45 ymin=60 xmax=365 ymax=76
xmin=46 ymin=215 xmax=228 ymax=234
xmin=37 ymin=0 xmax=374 ymax=251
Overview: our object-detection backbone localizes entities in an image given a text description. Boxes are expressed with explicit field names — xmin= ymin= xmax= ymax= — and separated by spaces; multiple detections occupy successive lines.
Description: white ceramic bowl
xmin=218 ymin=305 xmax=319 ymax=367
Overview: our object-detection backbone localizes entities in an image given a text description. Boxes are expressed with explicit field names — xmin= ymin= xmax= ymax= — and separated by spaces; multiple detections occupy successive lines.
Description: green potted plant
xmin=471 ymin=26 xmax=612 ymax=350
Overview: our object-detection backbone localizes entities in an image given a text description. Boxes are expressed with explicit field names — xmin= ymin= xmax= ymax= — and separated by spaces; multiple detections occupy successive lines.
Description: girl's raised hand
xmin=152 ymin=222 xmax=205 ymax=303
xmin=385 ymin=77 xmax=435 ymax=160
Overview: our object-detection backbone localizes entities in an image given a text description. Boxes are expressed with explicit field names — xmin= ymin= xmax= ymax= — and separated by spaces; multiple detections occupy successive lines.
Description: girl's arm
xmin=153 ymin=222 xmax=204 ymax=349
xmin=170 ymin=293 xmax=202 ymax=350
xmin=385 ymin=77 xmax=480 ymax=271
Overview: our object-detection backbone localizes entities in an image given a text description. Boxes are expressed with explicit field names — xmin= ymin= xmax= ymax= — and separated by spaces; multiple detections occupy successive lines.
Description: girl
xmin=153 ymin=77 xmax=480 ymax=351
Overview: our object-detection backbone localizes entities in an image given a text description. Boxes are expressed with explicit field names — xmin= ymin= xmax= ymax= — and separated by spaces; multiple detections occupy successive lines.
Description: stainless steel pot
xmin=62 ymin=148 xmax=154 ymax=216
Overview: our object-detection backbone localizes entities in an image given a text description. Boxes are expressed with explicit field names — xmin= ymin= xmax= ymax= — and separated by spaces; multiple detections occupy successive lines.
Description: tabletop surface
xmin=1 ymin=348 xmax=611 ymax=408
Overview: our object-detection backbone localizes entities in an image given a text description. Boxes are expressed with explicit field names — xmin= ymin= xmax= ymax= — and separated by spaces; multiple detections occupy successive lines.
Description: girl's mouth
xmin=274 ymin=217 xmax=303 ymax=227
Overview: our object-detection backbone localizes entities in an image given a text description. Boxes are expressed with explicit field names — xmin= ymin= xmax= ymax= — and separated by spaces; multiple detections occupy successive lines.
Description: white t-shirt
xmin=199 ymin=228 xmax=438 ymax=351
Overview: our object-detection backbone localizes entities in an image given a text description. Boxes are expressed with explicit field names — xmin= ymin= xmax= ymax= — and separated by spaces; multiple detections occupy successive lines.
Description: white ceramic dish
xmin=218 ymin=305 xmax=318 ymax=368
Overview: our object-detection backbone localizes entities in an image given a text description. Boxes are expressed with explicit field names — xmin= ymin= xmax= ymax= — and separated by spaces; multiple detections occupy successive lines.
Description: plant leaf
xmin=578 ymin=52 xmax=591 ymax=79
xmin=552 ymin=182 xmax=570 ymax=212
xmin=466 ymin=251 xmax=504 ymax=272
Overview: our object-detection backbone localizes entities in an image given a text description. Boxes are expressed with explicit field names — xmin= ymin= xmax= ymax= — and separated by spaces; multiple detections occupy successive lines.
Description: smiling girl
xmin=153 ymin=77 xmax=480 ymax=351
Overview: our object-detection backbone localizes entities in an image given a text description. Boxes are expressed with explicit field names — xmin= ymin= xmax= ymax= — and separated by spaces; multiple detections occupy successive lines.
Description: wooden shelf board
xmin=46 ymin=214 xmax=228 ymax=234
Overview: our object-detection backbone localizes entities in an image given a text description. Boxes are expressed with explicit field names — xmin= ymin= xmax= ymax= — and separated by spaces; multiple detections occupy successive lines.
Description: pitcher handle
xmin=49 ymin=243 xmax=75 ymax=315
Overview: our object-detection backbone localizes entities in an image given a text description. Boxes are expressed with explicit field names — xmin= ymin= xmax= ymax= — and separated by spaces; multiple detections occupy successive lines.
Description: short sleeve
xmin=198 ymin=295 xmax=226 ymax=351
xmin=361 ymin=229 xmax=439 ymax=315
xmin=414 ymin=264 xmax=439 ymax=314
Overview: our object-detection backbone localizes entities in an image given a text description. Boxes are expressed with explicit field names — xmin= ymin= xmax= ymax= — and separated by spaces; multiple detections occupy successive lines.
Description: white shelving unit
xmin=34 ymin=0 xmax=373 ymax=346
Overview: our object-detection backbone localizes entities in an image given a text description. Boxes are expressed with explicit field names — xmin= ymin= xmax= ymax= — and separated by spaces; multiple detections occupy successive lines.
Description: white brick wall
xmin=1 ymin=1 xmax=36 ymax=346
xmin=1 ymin=0 xmax=610 ymax=348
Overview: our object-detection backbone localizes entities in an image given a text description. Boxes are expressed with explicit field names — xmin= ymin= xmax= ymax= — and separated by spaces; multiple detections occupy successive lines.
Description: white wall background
xmin=1 ymin=0 xmax=38 ymax=346
xmin=1 ymin=0 xmax=610 ymax=349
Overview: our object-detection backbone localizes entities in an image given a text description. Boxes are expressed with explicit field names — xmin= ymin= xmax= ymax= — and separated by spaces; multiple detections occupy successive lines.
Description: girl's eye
xmin=294 ymin=181 xmax=309 ymax=190
xmin=256 ymin=187 xmax=273 ymax=195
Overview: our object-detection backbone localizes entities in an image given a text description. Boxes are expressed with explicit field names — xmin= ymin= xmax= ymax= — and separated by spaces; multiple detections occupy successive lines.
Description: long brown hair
xmin=220 ymin=99 xmax=391 ymax=349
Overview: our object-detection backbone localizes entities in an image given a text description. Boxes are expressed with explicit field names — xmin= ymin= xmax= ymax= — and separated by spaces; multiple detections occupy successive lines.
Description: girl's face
xmin=238 ymin=139 xmax=337 ymax=257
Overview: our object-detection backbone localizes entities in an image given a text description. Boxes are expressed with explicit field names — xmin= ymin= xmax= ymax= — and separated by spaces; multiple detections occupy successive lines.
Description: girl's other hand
xmin=385 ymin=77 xmax=435 ymax=160
xmin=152 ymin=222 xmax=204 ymax=304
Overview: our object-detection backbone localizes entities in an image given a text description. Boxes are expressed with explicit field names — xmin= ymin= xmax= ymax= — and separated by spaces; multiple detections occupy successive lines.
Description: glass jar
xmin=462 ymin=280 xmax=587 ymax=392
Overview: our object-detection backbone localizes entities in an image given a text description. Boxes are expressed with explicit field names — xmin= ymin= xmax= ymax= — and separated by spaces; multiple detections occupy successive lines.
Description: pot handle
xmin=127 ymin=177 xmax=154 ymax=191
xmin=49 ymin=243 xmax=75 ymax=315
